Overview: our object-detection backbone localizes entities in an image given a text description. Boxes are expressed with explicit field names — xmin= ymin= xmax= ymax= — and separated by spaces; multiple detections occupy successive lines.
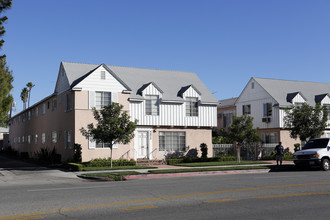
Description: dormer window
xmin=186 ymin=97 xmax=198 ymax=116
xmin=145 ymin=95 xmax=159 ymax=116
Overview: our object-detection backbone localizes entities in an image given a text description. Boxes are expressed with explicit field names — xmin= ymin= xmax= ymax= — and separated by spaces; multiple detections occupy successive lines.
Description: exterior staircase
xmin=136 ymin=158 xmax=167 ymax=166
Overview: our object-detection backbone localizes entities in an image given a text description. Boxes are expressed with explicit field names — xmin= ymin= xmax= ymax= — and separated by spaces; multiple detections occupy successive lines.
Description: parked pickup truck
xmin=293 ymin=138 xmax=330 ymax=171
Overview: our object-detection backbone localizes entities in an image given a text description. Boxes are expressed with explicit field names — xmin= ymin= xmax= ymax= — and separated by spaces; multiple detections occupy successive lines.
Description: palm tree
xmin=26 ymin=82 xmax=35 ymax=108
xmin=20 ymin=87 xmax=28 ymax=110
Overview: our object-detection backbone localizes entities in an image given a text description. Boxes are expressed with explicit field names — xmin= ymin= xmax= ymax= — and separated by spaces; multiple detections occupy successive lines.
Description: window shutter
xmin=89 ymin=91 xmax=95 ymax=109
xmin=89 ymin=137 xmax=95 ymax=149
xmin=111 ymin=92 xmax=116 ymax=103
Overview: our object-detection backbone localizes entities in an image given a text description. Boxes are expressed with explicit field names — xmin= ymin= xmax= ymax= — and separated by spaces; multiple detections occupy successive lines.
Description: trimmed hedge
xmin=166 ymin=156 xmax=237 ymax=165
xmin=65 ymin=163 xmax=83 ymax=171
xmin=84 ymin=159 xmax=136 ymax=167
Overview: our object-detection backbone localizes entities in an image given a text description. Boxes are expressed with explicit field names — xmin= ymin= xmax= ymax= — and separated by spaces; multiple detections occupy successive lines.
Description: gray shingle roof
xmin=218 ymin=97 xmax=238 ymax=107
xmin=254 ymin=77 xmax=330 ymax=107
xmin=61 ymin=62 xmax=218 ymax=104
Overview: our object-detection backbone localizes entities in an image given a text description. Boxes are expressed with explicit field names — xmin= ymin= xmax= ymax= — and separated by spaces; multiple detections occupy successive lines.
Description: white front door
xmin=137 ymin=131 xmax=148 ymax=158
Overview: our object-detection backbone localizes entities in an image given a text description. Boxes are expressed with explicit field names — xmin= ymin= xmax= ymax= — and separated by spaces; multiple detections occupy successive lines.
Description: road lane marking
xmin=120 ymin=205 xmax=158 ymax=211
xmin=18 ymin=215 xmax=44 ymax=220
xmin=2 ymin=181 xmax=330 ymax=219
xmin=254 ymin=191 xmax=330 ymax=199
xmin=204 ymin=199 xmax=238 ymax=203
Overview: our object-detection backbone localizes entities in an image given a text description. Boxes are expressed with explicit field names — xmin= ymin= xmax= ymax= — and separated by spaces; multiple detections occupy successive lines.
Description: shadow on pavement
xmin=0 ymin=154 xmax=63 ymax=172
xmin=268 ymin=164 xmax=323 ymax=172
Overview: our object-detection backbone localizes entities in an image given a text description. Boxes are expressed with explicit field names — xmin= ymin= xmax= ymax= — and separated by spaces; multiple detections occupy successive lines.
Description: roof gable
xmin=137 ymin=82 xmax=163 ymax=96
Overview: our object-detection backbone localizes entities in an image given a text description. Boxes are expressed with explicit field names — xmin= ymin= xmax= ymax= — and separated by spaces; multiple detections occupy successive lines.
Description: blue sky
xmin=3 ymin=0 xmax=330 ymax=115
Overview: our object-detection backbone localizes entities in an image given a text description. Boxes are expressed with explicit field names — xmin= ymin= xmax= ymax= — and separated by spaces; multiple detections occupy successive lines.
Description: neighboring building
xmin=216 ymin=97 xmax=237 ymax=131
xmin=236 ymin=77 xmax=330 ymax=151
xmin=0 ymin=127 xmax=9 ymax=149
xmin=8 ymin=62 xmax=218 ymax=162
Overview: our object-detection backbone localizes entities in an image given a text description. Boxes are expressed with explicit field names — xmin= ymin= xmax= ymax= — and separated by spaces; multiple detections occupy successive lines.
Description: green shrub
xmin=283 ymin=152 xmax=293 ymax=160
xmin=200 ymin=143 xmax=208 ymax=158
xmin=84 ymin=158 xmax=136 ymax=167
xmin=166 ymin=159 xmax=184 ymax=165
xmin=73 ymin=143 xmax=82 ymax=163
xmin=65 ymin=163 xmax=83 ymax=171
xmin=35 ymin=147 xmax=61 ymax=164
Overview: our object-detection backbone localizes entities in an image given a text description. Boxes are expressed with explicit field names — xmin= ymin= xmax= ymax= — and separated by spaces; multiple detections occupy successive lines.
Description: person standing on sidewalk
xmin=275 ymin=142 xmax=284 ymax=166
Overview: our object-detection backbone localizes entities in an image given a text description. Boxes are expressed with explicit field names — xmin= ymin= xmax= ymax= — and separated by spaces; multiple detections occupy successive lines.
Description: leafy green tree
xmin=80 ymin=103 xmax=137 ymax=167
xmin=0 ymin=59 xmax=12 ymax=126
xmin=284 ymin=103 xmax=328 ymax=142
xmin=0 ymin=0 xmax=12 ymax=126
xmin=222 ymin=115 xmax=260 ymax=163
xmin=26 ymin=82 xmax=35 ymax=108
xmin=0 ymin=0 xmax=12 ymax=59
xmin=20 ymin=87 xmax=28 ymax=110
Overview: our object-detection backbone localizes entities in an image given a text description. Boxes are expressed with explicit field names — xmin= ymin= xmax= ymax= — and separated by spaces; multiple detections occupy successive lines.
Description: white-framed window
xmin=251 ymin=82 xmax=255 ymax=89
xmin=52 ymin=98 xmax=57 ymax=111
xmin=96 ymin=142 xmax=111 ymax=148
xmin=28 ymin=135 xmax=31 ymax=144
xmin=186 ymin=97 xmax=198 ymax=116
xmin=95 ymin=92 xmax=111 ymax=109
xmin=101 ymin=71 xmax=106 ymax=80
xmin=261 ymin=132 xmax=278 ymax=144
xmin=159 ymin=131 xmax=186 ymax=152
xmin=35 ymin=134 xmax=38 ymax=144
xmin=242 ymin=104 xmax=251 ymax=115
xmin=65 ymin=130 xmax=72 ymax=149
xmin=18 ymin=137 xmax=20 ymax=143
xmin=42 ymin=133 xmax=46 ymax=144
xmin=263 ymin=103 xmax=272 ymax=116
xmin=28 ymin=111 xmax=31 ymax=120
xmin=35 ymin=107 xmax=39 ymax=117
xmin=42 ymin=104 xmax=46 ymax=115
xmin=65 ymin=93 xmax=73 ymax=111
xmin=52 ymin=131 xmax=57 ymax=143
xmin=145 ymin=95 xmax=159 ymax=116
xmin=22 ymin=136 xmax=25 ymax=143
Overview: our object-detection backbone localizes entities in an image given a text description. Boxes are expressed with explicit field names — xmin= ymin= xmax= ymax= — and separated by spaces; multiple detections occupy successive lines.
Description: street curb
xmin=124 ymin=169 xmax=270 ymax=180
xmin=77 ymin=175 xmax=117 ymax=181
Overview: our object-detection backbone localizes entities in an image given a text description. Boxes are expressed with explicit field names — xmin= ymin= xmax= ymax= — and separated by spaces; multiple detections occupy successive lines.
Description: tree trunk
xmin=110 ymin=144 xmax=113 ymax=168
xmin=236 ymin=142 xmax=240 ymax=164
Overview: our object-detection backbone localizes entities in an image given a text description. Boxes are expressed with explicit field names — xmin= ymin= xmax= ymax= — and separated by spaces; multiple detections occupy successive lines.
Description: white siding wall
xmin=236 ymin=79 xmax=280 ymax=128
xmin=183 ymin=86 xmax=201 ymax=99
xmin=130 ymin=101 xmax=217 ymax=127
xmin=55 ymin=66 xmax=70 ymax=94
xmin=73 ymin=66 xmax=126 ymax=93
xmin=142 ymin=84 xmax=162 ymax=98
xmin=292 ymin=93 xmax=306 ymax=104
xmin=321 ymin=95 xmax=330 ymax=105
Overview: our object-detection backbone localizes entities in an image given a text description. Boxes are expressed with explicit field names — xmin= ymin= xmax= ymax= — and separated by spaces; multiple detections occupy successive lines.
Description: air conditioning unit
xmin=262 ymin=117 xmax=271 ymax=123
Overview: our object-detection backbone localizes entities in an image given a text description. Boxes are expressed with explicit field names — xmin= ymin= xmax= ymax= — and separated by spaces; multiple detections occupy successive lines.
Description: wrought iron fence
xmin=213 ymin=143 xmax=278 ymax=160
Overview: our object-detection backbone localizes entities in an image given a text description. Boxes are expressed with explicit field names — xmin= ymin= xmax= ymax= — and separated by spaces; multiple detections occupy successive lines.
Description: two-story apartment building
xmin=236 ymin=77 xmax=330 ymax=151
xmin=8 ymin=62 xmax=218 ymax=162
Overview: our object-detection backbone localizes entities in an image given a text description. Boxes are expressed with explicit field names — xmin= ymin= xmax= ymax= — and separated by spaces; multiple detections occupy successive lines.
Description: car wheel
xmin=321 ymin=159 xmax=330 ymax=171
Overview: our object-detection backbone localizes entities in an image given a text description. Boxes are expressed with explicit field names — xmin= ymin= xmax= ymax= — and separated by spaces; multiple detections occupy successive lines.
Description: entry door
xmin=138 ymin=131 xmax=148 ymax=158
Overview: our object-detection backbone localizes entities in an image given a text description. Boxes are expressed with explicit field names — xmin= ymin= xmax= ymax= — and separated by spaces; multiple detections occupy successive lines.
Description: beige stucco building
xmin=8 ymin=62 xmax=217 ymax=162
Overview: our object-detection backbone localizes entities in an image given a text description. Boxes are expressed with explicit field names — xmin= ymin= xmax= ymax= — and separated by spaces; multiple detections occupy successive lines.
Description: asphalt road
xmin=1 ymin=164 xmax=330 ymax=220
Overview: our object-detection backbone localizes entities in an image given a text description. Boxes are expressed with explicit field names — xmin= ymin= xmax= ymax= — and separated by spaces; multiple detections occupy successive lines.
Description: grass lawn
xmin=147 ymin=165 xmax=271 ymax=174
xmin=173 ymin=161 xmax=272 ymax=167
xmin=82 ymin=166 xmax=157 ymax=171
